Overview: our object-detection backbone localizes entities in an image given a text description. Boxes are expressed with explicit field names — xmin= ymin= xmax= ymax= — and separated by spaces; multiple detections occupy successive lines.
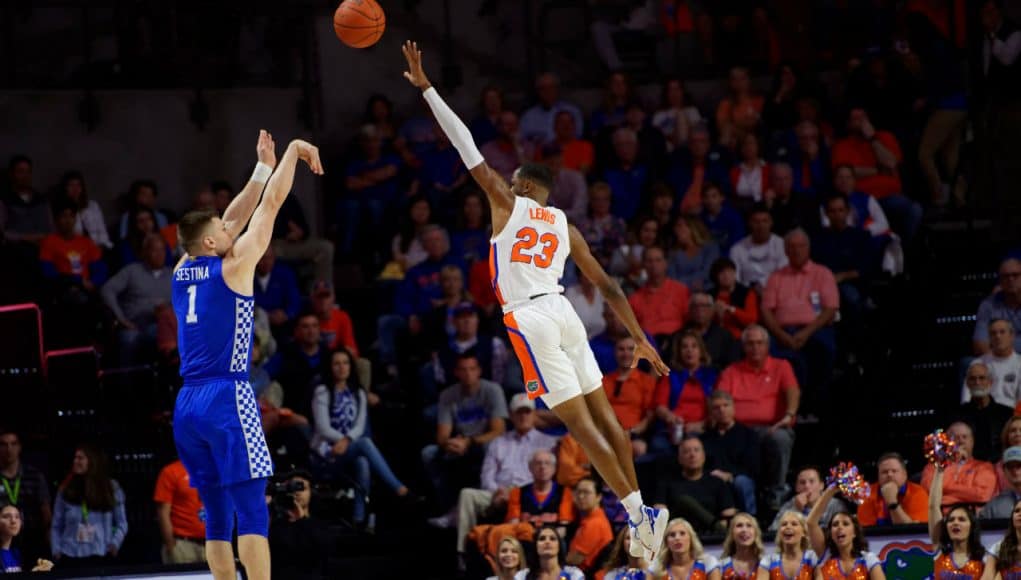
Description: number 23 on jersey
xmin=510 ymin=227 xmax=560 ymax=268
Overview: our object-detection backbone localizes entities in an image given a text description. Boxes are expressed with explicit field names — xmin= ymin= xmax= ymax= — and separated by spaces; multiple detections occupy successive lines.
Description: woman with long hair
xmin=58 ymin=171 xmax=112 ymax=250
xmin=719 ymin=513 xmax=765 ymax=579
xmin=309 ymin=348 xmax=411 ymax=527
xmin=928 ymin=467 xmax=986 ymax=579
xmin=730 ymin=133 xmax=770 ymax=204
xmin=118 ymin=206 xmax=170 ymax=266
xmin=996 ymin=417 xmax=1021 ymax=492
xmin=708 ymin=258 xmax=758 ymax=339
xmin=516 ymin=523 xmax=585 ymax=580
xmin=757 ymin=511 xmax=816 ymax=580
xmin=667 ymin=216 xmax=720 ymax=291
xmin=487 ymin=536 xmax=528 ymax=580
xmin=983 ymin=498 xmax=1021 ymax=579
xmin=808 ymin=486 xmax=883 ymax=580
xmin=470 ymin=86 xmax=505 ymax=147
xmin=362 ymin=93 xmax=398 ymax=144
xmin=50 ymin=445 xmax=127 ymax=567
xmin=599 ymin=526 xmax=651 ymax=579
xmin=450 ymin=190 xmax=492 ymax=264
xmin=715 ymin=66 xmax=763 ymax=149
xmin=389 ymin=195 xmax=433 ymax=273
xmin=651 ymin=518 xmax=719 ymax=579
xmin=652 ymin=330 xmax=716 ymax=453
xmin=652 ymin=77 xmax=703 ymax=152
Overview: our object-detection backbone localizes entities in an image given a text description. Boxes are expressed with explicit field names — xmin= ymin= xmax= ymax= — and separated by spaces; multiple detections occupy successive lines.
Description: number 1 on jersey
xmin=186 ymin=284 xmax=199 ymax=324
xmin=510 ymin=226 xmax=559 ymax=268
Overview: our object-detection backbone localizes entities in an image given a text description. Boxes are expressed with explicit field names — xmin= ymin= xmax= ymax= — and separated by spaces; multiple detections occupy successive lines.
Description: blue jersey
xmin=172 ymin=255 xmax=255 ymax=383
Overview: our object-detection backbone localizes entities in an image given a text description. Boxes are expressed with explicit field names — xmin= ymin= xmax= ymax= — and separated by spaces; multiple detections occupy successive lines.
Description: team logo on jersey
xmin=526 ymin=380 xmax=540 ymax=393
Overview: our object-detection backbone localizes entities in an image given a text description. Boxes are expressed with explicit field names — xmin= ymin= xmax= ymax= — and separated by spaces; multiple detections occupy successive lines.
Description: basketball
xmin=334 ymin=0 xmax=386 ymax=49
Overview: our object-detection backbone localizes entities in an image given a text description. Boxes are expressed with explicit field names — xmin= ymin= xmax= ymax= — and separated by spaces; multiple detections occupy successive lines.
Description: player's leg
xmin=229 ymin=478 xmax=271 ymax=580
xmin=545 ymin=393 xmax=635 ymax=499
xmin=582 ymin=387 xmax=639 ymax=490
xmin=198 ymin=485 xmax=238 ymax=580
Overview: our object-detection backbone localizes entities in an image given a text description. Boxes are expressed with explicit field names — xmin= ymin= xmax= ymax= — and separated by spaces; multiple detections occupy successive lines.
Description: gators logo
xmin=526 ymin=380 xmax=540 ymax=393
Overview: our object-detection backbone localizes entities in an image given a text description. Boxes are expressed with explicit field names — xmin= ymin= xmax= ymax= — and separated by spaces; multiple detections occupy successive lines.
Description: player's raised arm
xmin=230 ymin=139 xmax=323 ymax=270
xmin=568 ymin=224 xmax=670 ymax=376
xmin=221 ymin=130 xmax=278 ymax=240
xmin=401 ymin=41 xmax=515 ymax=223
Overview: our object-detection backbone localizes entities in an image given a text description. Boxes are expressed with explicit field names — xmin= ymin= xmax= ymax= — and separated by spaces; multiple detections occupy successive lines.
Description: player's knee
xmin=232 ymin=479 xmax=270 ymax=538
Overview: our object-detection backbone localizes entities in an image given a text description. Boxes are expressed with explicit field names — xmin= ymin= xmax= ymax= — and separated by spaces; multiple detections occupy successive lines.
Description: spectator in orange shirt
xmin=153 ymin=459 xmax=206 ymax=564
xmin=628 ymin=246 xmax=690 ymax=346
xmin=716 ymin=66 xmax=764 ymax=149
xmin=310 ymin=280 xmax=359 ymax=357
xmin=547 ymin=111 xmax=595 ymax=176
xmin=831 ymin=108 xmax=922 ymax=241
xmin=565 ymin=475 xmax=614 ymax=574
xmin=921 ymin=422 xmax=998 ymax=507
xmin=39 ymin=201 xmax=107 ymax=291
xmin=857 ymin=452 xmax=929 ymax=527
xmin=556 ymin=434 xmax=590 ymax=489
xmin=718 ymin=324 xmax=800 ymax=509
xmin=760 ymin=229 xmax=839 ymax=417
xmin=506 ymin=450 xmax=574 ymax=528
xmin=602 ymin=336 xmax=657 ymax=459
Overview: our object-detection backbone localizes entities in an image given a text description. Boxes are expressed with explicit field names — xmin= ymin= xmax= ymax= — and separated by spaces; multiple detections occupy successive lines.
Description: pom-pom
xmin=827 ymin=462 xmax=870 ymax=505
xmin=924 ymin=429 xmax=959 ymax=469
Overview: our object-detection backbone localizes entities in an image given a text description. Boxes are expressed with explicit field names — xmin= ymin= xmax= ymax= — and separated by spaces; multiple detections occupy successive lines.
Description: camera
xmin=270 ymin=478 xmax=307 ymax=520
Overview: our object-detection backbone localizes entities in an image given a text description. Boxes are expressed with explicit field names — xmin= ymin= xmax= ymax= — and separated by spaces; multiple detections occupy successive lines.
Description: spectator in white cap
xmin=981 ymin=446 xmax=1021 ymax=519
xmin=431 ymin=393 xmax=558 ymax=559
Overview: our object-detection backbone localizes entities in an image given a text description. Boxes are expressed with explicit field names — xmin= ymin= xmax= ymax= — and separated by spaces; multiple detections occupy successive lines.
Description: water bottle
xmin=671 ymin=420 xmax=685 ymax=445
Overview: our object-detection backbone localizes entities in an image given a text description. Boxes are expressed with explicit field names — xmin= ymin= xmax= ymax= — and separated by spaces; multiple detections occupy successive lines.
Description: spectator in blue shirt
xmin=519 ymin=72 xmax=584 ymax=147
xmin=974 ymin=258 xmax=1021 ymax=355
xmin=812 ymin=193 xmax=876 ymax=337
xmin=469 ymin=86 xmax=505 ymax=147
xmin=378 ymin=225 xmax=465 ymax=369
xmin=51 ymin=445 xmax=127 ymax=568
xmin=787 ymin=121 xmax=830 ymax=198
xmin=254 ymin=245 xmax=302 ymax=338
xmin=340 ymin=125 xmax=402 ymax=254
xmin=700 ymin=183 xmax=745 ymax=254
xmin=666 ymin=126 xmax=732 ymax=208
xmin=410 ymin=124 xmax=469 ymax=211
xmin=601 ymin=127 xmax=653 ymax=221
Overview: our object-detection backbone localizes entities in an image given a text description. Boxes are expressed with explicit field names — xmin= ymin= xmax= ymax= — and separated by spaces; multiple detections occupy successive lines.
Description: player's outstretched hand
xmin=289 ymin=139 xmax=324 ymax=175
xmin=257 ymin=129 xmax=277 ymax=169
xmin=401 ymin=40 xmax=432 ymax=90
xmin=632 ymin=338 xmax=670 ymax=377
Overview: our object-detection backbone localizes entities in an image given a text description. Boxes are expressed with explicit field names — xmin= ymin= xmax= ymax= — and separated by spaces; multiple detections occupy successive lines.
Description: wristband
xmin=251 ymin=162 xmax=273 ymax=184
xmin=887 ymin=502 xmax=899 ymax=511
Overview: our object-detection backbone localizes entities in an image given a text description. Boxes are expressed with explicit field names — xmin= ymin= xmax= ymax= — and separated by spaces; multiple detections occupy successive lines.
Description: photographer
xmin=267 ymin=471 xmax=334 ymax=580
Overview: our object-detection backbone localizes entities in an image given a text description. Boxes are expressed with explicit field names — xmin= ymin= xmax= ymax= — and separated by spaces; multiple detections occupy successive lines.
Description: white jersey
xmin=489 ymin=196 xmax=570 ymax=312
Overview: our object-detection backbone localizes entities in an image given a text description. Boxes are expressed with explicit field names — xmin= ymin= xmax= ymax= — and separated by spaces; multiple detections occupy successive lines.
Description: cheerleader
xmin=982 ymin=498 xmax=1021 ymax=580
xmin=757 ymin=511 xmax=818 ymax=580
xmin=928 ymin=467 xmax=986 ymax=580
xmin=652 ymin=518 xmax=720 ymax=580
xmin=516 ymin=524 xmax=585 ymax=580
xmin=719 ymin=513 xmax=764 ymax=579
xmin=488 ymin=537 xmax=528 ymax=580
xmin=807 ymin=487 xmax=884 ymax=580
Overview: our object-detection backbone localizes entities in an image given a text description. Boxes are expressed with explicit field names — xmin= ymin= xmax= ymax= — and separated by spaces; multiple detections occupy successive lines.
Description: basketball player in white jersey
xmin=401 ymin=41 xmax=671 ymax=561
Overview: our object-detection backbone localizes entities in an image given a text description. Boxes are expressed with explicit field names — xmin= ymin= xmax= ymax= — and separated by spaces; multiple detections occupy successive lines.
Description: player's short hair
xmin=178 ymin=209 xmax=218 ymax=254
xmin=517 ymin=163 xmax=553 ymax=192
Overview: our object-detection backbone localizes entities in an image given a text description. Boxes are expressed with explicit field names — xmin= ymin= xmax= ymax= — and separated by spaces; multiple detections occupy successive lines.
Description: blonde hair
xmin=1002 ymin=416 xmax=1021 ymax=450
xmin=495 ymin=536 xmax=527 ymax=575
xmin=721 ymin=512 xmax=765 ymax=561
xmin=673 ymin=215 xmax=712 ymax=249
xmin=775 ymin=510 xmax=811 ymax=553
xmin=654 ymin=518 xmax=704 ymax=574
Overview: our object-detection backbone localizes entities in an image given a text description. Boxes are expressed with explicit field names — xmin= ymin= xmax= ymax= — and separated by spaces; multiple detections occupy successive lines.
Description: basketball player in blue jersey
xmin=401 ymin=41 xmax=673 ymax=563
xmin=171 ymin=130 xmax=323 ymax=580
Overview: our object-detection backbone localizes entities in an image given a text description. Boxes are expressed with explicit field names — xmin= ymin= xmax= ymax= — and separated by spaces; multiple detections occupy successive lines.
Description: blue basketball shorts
xmin=173 ymin=379 xmax=274 ymax=489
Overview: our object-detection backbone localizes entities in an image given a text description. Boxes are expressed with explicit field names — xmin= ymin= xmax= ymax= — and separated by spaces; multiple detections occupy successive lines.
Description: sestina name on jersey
xmin=529 ymin=207 xmax=556 ymax=225
xmin=175 ymin=265 xmax=210 ymax=282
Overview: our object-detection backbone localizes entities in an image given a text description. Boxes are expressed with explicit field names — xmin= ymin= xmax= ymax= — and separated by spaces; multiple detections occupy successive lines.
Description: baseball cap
xmin=1004 ymin=446 xmax=1021 ymax=465
xmin=510 ymin=393 xmax=535 ymax=412
xmin=453 ymin=302 xmax=477 ymax=317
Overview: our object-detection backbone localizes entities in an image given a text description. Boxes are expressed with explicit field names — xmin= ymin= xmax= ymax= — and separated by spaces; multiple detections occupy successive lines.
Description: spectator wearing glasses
xmin=956 ymin=360 xmax=1014 ymax=463
xmin=974 ymin=258 xmax=1021 ymax=355
xmin=963 ymin=320 xmax=1021 ymax=411
xmin=980 ymin=446 xmax=1021 ymax=519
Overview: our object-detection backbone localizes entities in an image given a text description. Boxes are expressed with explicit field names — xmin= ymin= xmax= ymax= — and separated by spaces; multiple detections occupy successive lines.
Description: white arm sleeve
xmin=422 ymin=87 xmax=485 ymax=170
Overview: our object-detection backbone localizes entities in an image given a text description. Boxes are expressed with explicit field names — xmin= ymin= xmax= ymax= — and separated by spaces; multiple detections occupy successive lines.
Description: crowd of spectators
xmin=2 ymin=0 xmax=1021 ymax=577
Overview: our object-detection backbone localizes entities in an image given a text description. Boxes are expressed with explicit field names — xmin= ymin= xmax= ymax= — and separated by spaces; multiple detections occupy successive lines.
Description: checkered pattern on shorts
xmin=234 ymin=380 xmax=273 ymax=479
xmin=229 ymin=298 xmax=255 ymax=373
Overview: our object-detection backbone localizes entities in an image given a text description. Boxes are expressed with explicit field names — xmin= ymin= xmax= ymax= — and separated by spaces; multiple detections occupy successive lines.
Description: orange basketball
xmin=334 ymin=0 xmax=386 ymax=49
